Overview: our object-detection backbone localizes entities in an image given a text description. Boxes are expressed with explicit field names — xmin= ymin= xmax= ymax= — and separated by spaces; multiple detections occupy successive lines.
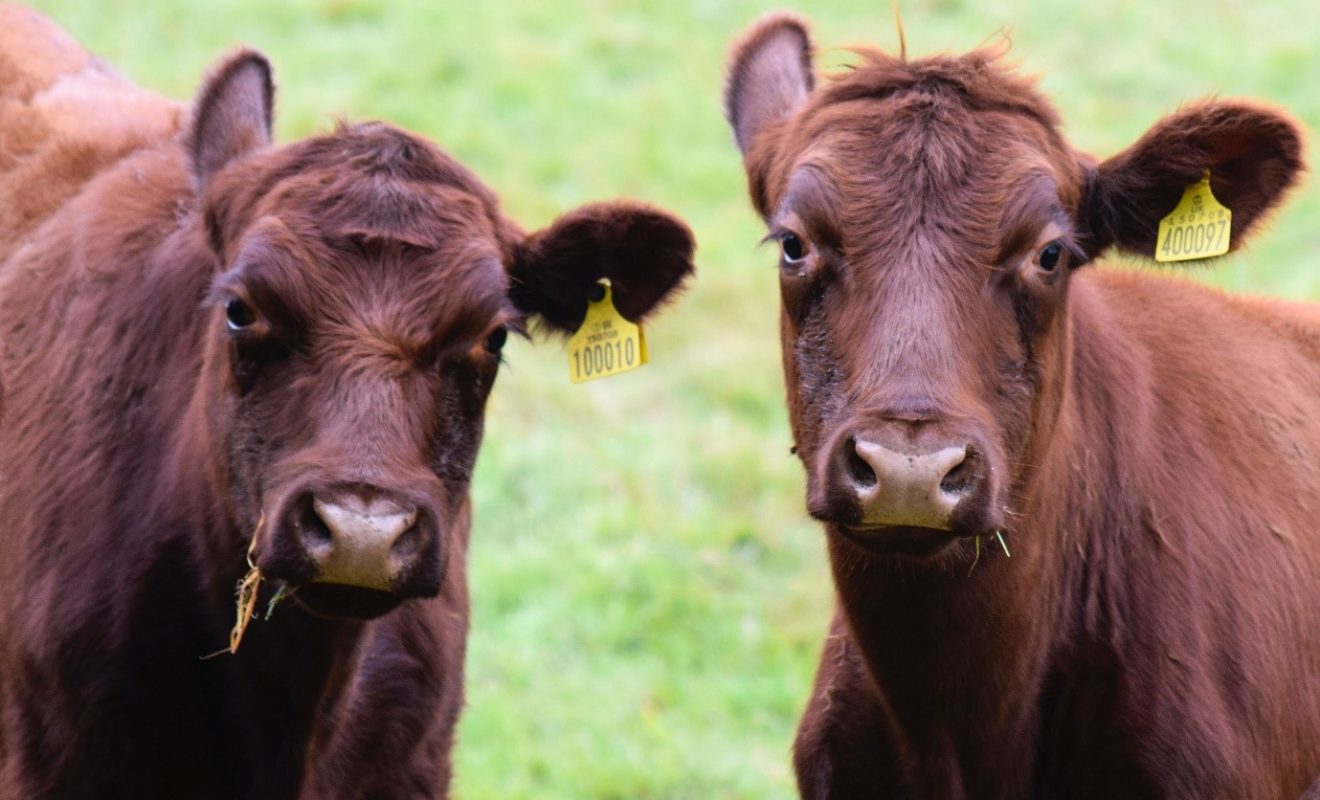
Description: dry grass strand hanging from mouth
xmin=228 ymin=513 xmax=266 ymax=655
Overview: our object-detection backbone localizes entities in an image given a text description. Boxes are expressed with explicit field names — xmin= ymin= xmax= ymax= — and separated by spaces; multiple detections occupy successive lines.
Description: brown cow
xmin=725 ymin=13 xmax=1320 ymax=800
xmin=0 ymin=9 xmax=693 ymax=799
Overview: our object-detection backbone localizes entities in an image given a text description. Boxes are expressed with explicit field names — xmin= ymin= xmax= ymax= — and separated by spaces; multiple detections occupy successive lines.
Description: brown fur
xmin=0 ymin=11 xmax=693 ymax=798
xmin=725 ymin=12 xmax=1319 ymax=799
xmin=0 ymin=6 xmax=181 ymax=264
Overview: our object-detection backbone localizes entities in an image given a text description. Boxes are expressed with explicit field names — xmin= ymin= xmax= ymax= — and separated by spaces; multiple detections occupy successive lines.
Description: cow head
xmin=725 ymin=15 xmax=1302 ymax=561
xmin=189 ymin=51 xmax=693 ymax=618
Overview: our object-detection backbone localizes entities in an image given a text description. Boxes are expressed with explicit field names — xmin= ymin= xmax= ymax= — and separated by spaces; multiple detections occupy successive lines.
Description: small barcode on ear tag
xmin=568 ymin=281 xmax=647 ymax=383
xmin=1156 ymin=173 xmax=1232 ymax=262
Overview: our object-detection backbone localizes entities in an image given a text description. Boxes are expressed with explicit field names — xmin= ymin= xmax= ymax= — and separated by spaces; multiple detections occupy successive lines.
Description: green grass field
xmin=31 ymin=1 xmax=1320 ymax=796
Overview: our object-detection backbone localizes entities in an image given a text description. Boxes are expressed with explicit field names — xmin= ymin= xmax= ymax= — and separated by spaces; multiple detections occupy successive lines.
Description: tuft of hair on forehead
xmin=231 ymin=121 xmax=510 ymax=253
xmin=818 ymin=42 xmax=1061 ymax=132
xmin=313 ymin=121 xmax=499 ymax=201
xmin=328 ymin=121 xmax=460 ymax=176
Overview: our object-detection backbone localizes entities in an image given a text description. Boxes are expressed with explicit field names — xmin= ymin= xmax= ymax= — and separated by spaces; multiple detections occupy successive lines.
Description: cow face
xmin=725 ymin=15 xmax=1302 ymax=561
xmin=190 ymin=53 xmax=693 ymax=619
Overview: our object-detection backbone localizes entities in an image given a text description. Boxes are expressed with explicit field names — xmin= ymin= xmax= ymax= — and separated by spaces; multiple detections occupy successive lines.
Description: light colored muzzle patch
xmin=853 ymin=442 xmax=970 ymax=529
xmin=307 ymin=496 xmax=418 ymax=591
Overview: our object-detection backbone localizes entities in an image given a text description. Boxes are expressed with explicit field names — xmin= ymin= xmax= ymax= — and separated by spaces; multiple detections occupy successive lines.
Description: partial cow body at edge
xmin=0 ymin=7 xmax=694 ymax=798
xmin=725 ymin=12 xmax=1320 ymax=800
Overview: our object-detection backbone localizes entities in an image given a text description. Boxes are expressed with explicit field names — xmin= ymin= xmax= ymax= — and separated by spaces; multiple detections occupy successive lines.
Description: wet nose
xmin=843 ymin=437 xmax=975 ymax=529
xmin=297 ymin=490 xmax=427 ymax=591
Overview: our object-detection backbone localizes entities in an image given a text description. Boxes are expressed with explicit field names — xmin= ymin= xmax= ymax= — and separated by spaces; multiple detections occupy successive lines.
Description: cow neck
xmin=827 ymin=526 xmax=1064 ymax=795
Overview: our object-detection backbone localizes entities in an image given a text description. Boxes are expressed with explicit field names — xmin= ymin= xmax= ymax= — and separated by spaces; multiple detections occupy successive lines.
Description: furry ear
xmin=187 ymin=49 xmax=274 ymax=188
xmin=509 ymin=202 xmax=695 ymax=333
xmin=724 ymin=12 xmax=814 ymax=155
xmin=1082 ymin=101 xmax=1305 ymax=260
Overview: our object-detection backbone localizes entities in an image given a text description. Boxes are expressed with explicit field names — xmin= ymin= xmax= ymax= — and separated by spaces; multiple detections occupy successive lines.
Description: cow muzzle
xmin=847 ymin=440 xmax=972 ymax=529
xmin=302 ymin=493 xmax=422 ymax=591
xmin=259 ymin=483 xmax=444 ymax=619
xmin=811 ymin=422 xmax=1001 ymax=554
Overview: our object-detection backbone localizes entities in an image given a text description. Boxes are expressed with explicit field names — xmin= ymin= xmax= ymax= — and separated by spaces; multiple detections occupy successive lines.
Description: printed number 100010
xmin=573 ymin=338 xmax=637 ymax=379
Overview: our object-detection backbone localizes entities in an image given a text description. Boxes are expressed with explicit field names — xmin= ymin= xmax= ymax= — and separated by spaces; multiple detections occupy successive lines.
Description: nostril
xmin=939 ymin=447 xmax=975 ymax=495
xmin=390 ymin=522 xmax=422 ymax=561
xmin=844 ymin=436 xmax=878 ymax=488
xmin=299 ymin=496 xmax=333 ymax=549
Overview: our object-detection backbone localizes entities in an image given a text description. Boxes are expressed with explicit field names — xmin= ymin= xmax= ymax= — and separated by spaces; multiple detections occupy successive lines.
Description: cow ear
xmin=1082 ymin=101 xmax=1304 ymax=260
xmin=724 ymin=12 xmax=814 ymax=155
xmin=187 ymin=49 xmax=274 ymax=188
xmin=509 ymin=202 xmax=695 ymax=334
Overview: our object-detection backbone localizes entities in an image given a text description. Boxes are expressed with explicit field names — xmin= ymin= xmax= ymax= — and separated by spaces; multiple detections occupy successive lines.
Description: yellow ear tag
xmin=567 ymin=280 xmax=647 ymax=383
xmin=1155 ymin=172 xmax=1232 ymax=262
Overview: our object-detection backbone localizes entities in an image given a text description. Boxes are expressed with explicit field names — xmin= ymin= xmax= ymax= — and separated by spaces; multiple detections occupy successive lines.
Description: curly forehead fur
xmin=820 ymin=45 xmax=1060 ymax=126
xmin=207 ymin=120 xmax=517 ymax=260
xmin=744 ymin=45 xmax=1070 ymax=219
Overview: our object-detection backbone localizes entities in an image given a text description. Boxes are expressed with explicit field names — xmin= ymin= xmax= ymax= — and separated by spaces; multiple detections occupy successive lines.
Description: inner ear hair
xmin=724 ymin=12 xmax=815 ymax=155
xmin=187 ymin=48 xmax=274 ymax=188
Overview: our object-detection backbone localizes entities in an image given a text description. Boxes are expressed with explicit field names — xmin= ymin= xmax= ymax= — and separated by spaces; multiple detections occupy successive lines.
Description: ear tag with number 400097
xmin=567 ymin=280 xmax=647 ymax=383
xmin=1155 ymin=172 xmax=1232 ymax=263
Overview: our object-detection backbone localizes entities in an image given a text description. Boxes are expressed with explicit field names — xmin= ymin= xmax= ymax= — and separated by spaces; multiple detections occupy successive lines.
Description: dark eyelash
xmin=1054 ymin=236 xmax=1086 ymax=263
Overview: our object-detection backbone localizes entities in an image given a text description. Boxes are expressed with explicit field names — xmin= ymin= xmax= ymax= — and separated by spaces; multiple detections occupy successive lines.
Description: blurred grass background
xmin=30 ymin=0 xmax=1319 ymax=796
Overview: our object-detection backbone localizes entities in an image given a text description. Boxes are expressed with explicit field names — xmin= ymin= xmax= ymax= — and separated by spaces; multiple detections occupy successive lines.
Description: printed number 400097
xmin=1161 ymin=219 xmax=1228 ymax=259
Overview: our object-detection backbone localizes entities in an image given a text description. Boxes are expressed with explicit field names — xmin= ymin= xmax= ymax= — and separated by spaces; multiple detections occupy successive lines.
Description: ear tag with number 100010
xmin=567 ymin=280 xmax=647 ymax=383
xmin=1155 ymin=171 xmax=1232 ymax=263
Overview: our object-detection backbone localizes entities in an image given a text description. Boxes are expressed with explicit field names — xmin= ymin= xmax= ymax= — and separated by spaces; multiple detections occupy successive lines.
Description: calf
xmin=0 ymin=9 xmax=693 ymax=798
xmin=725 ymin=13 xmax=1320 ymax=799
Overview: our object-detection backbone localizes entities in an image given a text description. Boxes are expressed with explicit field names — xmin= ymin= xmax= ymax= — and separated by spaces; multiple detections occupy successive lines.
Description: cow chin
xmin=258 ymin=541 xmax=446 ymax=621
xmin=826 ymin=498 xmax=1005 ymax=562
xmin=273 ymin=554 xmax=445 ymax=621
xmin=256 ymin=527 xmax=447 ymax=622
xmin=832 ymin=523 xmax=967 ymax=560
xmin=293 ymin=583 xmax=408 ymax=621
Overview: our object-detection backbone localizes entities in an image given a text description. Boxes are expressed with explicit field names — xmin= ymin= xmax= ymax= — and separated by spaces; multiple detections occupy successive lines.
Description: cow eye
xmin=780 ymin=232 xmax=807 ymax=264
xmin=1038 ymin=242 xmax=1063 ymax=272
xmin=484 ymin=326 xmax=508 ymax=354
xmin=225 ymin=297 xmax=256 ymax=330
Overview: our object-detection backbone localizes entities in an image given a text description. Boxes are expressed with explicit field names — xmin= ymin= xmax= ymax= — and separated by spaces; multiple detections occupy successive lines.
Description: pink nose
xmin=296 ymin=491 xmax=426 ymax=590
xmin=843 ymin=438 xmax=975 ymax=529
